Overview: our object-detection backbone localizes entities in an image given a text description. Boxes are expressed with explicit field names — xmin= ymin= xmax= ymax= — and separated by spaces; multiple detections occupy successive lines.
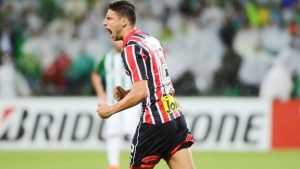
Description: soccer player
xmin=91 ymin=40 xmax=140 ymax=169
xmin=97 ymin=1 xmax=196 ymax=169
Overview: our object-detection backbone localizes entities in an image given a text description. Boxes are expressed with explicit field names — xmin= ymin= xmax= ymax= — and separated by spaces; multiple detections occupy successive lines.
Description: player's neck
xmin=122 ymin=26 xmax=137 ymax=48
xmin=122 ymin=26 xmax=136 ymax=40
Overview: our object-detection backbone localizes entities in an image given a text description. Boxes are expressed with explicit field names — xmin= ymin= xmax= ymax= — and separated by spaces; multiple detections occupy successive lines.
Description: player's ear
xmin=121 ymin=17 xmax=127 ymax=28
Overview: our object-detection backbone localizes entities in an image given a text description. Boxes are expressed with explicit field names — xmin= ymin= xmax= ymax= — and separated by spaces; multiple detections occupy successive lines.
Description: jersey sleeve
xmin=122 ymin=44 xmax=148 ymax=83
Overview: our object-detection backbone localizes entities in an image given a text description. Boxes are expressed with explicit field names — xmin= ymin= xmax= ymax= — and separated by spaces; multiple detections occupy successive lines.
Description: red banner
xmin=272 ymin=100 xmax=300 ymax=149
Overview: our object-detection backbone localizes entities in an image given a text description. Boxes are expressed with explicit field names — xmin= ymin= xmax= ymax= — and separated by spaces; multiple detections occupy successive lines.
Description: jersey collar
xmin=122 ymin=28 xmax=141 ymax=48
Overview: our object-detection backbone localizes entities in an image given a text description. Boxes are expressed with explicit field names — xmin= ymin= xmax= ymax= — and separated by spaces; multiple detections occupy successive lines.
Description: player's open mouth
xmin=106 ymin=28 xmax=112 ymax=35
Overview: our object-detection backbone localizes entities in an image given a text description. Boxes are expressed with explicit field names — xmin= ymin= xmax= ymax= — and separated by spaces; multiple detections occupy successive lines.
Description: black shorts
xmin=130 ymin=115 xmax=195 ymax=169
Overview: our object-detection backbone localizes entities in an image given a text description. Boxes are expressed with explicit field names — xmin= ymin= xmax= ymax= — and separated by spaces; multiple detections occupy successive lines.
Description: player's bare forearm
xmin=111 ymin=80 xmax=147 ymax=115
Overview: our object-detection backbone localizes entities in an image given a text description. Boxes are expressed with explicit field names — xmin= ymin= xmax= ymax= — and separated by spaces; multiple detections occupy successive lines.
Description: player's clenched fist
xmin=113 ymin=86 xmax=126 ymax=101
xmin=97 ymin=103 xmax=113 ymax=119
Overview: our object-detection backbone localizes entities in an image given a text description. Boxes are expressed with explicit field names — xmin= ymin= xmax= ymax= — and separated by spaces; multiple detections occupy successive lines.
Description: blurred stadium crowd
xmin=0 ymin=0 xmax=300 ymax=99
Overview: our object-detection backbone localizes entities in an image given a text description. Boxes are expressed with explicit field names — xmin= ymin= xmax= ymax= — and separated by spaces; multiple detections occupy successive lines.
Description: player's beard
xmin=113 ymin=26 xmax=123 ymax=41
xmin=113 ymin=33 xmax=123 ymax=41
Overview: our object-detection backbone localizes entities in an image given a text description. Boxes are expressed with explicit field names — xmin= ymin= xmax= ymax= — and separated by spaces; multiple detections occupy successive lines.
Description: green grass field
xmin=0 ymin=150 xmax=299 ymax=169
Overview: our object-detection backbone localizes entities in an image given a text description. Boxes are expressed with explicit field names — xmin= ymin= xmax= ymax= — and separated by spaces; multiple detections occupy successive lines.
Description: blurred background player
xmin=91 ymin=40 xmax=140 ymax=169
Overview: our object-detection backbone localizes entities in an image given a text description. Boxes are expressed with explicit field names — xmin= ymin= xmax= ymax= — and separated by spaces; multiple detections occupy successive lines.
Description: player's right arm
xmin=97 ymin=80 xmax=147 ymax=119
xmin=110 ymin=43 xmax=148 ymax=114
xmin=109 ymin=80 xmax=147 ymax=116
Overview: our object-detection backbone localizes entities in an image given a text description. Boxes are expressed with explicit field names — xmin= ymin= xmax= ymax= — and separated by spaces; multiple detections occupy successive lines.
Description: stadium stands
xmin=0 ymin=0 xmax=300 ymax=98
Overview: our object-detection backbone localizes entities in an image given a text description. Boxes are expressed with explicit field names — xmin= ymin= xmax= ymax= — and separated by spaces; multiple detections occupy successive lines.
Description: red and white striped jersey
xmin=121 ymin=29 xmax=183 ymax=125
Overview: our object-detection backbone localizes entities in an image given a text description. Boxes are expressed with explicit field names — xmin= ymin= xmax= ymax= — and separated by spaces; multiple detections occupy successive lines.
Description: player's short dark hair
xmin=108 ymin=0 xmax=136 ymax=25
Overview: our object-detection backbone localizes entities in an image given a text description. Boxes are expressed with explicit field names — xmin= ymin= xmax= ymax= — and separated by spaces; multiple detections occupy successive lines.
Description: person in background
xmin=259 ymin=41 xmax=300 ymax=100
xmin=0 ymin=54 xmax=31 ymax=98
xmin=97 ymin=1 xmax=196 ymax=169
xmin=91 ymin=40 xmax=139 ymax=169
xmin=0 ymin=52 xmax=15 ymax=97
